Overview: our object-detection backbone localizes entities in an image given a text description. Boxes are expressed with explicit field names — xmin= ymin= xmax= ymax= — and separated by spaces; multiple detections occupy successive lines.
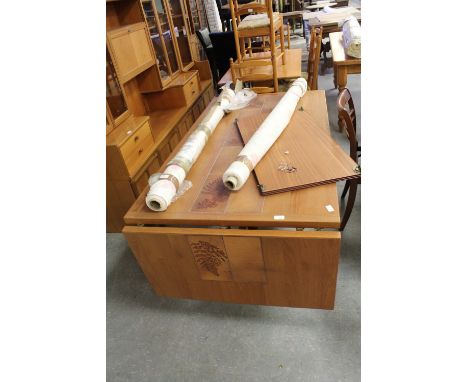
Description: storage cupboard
xmin=106 ymin=0 xmax=216 ymax=232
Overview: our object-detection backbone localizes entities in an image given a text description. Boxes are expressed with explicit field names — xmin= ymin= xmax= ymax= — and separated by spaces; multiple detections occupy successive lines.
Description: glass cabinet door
xmin=185 ymin=0 xmax=200 ymax=33
xmin=167 ymin=0 xmax=193 ymax=69
xmin=141 ymin=0 xmax=172 ymax=81
xmin=106 ymin=48 xmax=129 ymax=125
xmin=153 ymin=0 xmax=180 ymax=74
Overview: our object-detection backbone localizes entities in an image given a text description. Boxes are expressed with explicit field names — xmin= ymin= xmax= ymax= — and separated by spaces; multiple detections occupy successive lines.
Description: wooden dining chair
xmin=229 ymin=0 xmax=286 ymax=92
xmin=307 ymin=26 xmax=322 ymax=90
xmin=337 ymin=88 xmax=361 ymax=231
xmin=229 ymin=57 xmax=276 ymax=93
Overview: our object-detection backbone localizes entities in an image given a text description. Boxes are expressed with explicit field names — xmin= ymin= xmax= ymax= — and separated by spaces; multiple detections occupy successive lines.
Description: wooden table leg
xmin=336 ymin=66 xmax=347 ymax=92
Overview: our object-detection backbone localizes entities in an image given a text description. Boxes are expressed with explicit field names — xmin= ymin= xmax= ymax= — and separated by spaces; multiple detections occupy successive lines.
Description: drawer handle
xmin=138 ymin=149 xmax=143 ymax=155
xmin=134 ymin=136 xmax=139 ymax=143
xmin=190 ymin=81 xmax=194 ymax=85
xmin=191 ymin=90 xmax=195 ymax=94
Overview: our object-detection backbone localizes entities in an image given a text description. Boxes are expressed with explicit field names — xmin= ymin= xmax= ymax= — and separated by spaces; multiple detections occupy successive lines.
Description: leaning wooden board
xmin=236 ymin=110 xmax=360 ymax=196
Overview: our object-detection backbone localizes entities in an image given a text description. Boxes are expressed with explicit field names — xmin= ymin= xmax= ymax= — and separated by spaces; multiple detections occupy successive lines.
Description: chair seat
xmin=238 ymin=12 xmax=281 ymax=30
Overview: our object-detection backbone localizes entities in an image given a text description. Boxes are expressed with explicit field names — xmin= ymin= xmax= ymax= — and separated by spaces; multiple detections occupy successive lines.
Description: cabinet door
xmin=106 ymin=48 xmax=130 ymax=127
xmin=158 ymin=139 xmax=172 ymax=163
xmin=167 ymin=0 xmax=194 ymax=70
xmin=107 ymin=22 xmax=155 ymax=83
xmin=147 ymin=153 xmax=162 ymax=174
xmin=152 ymin=0 xmax=180 ymax=75
xmin=132 ymin=171 xmax=150 ymax=195
xmin=168 ymin=129 xmax=181 ymax=151
xmin=141 ymin=0 xmax=172 ymax=83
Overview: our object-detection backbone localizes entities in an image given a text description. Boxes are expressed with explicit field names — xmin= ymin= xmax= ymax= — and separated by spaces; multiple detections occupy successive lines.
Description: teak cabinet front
xmin=107 ymin=22 xmax=156 ymax=84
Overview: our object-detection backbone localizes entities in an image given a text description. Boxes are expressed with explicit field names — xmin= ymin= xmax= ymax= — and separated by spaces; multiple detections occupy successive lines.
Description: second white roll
xmin=222 ymin=77 xmax=308 ymax=191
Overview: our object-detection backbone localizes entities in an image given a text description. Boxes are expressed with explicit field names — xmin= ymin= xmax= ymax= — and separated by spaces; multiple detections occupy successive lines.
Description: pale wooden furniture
xmin=281 ymin=10 xmax=305 ymax=37
xmin=307 ymin=26 xmax=322 ymax=90
xmin=123 ymin=91 xmax=343 ymax=309
xmin=229 ymin=57 xmax=277 ymax=93
xmin=229 ymin=0 xmax=286 ymax=91
xmin=337 ymin=87 xmax=360 ymax=230
xmin=303 ymin=6 xmax=360 ymax=66
xmin=217 ymin=47 xmax=302 ymax=88
xmin=329 ymin=31 xmax=360 ymax=91
xmin=106 ymin=0 xmax=216 ymax=232
xmin=107 ymin=22 xmax=156 ymax=84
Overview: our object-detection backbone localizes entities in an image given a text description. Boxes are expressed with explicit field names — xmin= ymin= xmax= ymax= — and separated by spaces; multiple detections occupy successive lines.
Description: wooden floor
xmin=217 ymin=48 xmax=302 ymax=87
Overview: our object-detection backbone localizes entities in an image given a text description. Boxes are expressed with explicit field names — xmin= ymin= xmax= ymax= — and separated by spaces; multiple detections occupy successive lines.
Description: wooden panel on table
xmin=123 ymin=226 xmax=341 ymax=309
xmin=124 ymin=91 xmax=341 ymax=229
xmin=236 ymin=109 xmax=360 ymax=195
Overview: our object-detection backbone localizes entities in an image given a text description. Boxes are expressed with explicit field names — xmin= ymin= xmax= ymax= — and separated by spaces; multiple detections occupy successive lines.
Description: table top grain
xmin=124 ymin=91 xmax=341 ymax=228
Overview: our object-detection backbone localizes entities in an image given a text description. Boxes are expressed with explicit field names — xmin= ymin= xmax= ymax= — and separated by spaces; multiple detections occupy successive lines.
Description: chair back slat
xmin=307 ymin=26 xmax=323 ymax=90
xmin=337 ymin=88 xmax=359 ymax=162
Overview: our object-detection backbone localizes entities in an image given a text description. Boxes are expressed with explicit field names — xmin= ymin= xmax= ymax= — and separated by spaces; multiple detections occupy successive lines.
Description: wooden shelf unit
xmin=106 ymin=0 xmax=216 ymax=232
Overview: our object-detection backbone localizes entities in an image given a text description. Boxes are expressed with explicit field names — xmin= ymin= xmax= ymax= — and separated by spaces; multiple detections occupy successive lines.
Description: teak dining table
xmin=329 ymin=31 xmax=361 ymax=91
xmin=123 ymin=91 xmax=342 ymax=309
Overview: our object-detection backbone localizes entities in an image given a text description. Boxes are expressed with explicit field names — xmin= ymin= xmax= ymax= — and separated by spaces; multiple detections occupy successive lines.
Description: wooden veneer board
xmin=236 ymin=110 xmax=360 ymax=196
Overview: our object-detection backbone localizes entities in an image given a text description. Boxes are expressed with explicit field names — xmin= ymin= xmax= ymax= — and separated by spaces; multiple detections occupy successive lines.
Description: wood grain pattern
xmin=123 ymin=226 xmax=340 ymax=309
xmin=124 ymin=91 xmax=341 ymax=229
xmin=236 ymin=107 xmax=360 ymax=195
xmin=224 ymin=236 xmax=265 ymax=283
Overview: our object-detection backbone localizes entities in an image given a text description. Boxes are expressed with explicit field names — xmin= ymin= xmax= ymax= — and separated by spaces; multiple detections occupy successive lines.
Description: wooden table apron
xmin=123 ymin=91 xmax=342 ymax=309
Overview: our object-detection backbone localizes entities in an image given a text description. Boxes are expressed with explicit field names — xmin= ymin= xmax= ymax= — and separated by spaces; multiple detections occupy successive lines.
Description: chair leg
xmin=270 ymin=25 xmax=278 ymax=92
xmin=279 ymin=24 xmax=286 ymax=65
xmin=240 ymin=37 xmax=246 ymax=60
xmin=340 ymin=180 xmax=358 ymax=231
xmin=341 ymin=180 xmax=350 ymax=199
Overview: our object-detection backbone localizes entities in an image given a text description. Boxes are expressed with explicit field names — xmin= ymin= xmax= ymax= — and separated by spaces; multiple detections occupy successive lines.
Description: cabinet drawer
xmin=182 ymin=75 xmax=200 ymax=105
xmin=120 ymin=120 xmax=154 ymax=171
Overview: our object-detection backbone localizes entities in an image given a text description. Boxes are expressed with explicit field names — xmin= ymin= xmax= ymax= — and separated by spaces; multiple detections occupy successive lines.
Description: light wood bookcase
xmin=106 ymin=0 xmax=216 ymax=232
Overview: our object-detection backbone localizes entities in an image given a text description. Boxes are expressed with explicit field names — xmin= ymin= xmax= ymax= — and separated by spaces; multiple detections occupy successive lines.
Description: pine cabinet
xmin=107 ymin=22 xmax=156 ymax=84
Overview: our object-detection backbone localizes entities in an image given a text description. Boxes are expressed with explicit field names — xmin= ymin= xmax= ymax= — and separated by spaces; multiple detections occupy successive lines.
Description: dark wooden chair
xmin=209 ymin=31 xmax=238 ymax=81
xmin=337 ymin=88 xmax=361 ymax=231
xmin=216 ymin=0 xmax=232 ymax=31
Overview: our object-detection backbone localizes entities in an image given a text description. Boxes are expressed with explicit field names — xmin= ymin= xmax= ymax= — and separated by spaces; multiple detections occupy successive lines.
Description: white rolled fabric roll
xmin=222 ymin=78 xmax=308 ymax=191
xmin=146 ymin=87 xmax=236 ymax=211
xmin=342 ymin=16 xmax=361 ymax=58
